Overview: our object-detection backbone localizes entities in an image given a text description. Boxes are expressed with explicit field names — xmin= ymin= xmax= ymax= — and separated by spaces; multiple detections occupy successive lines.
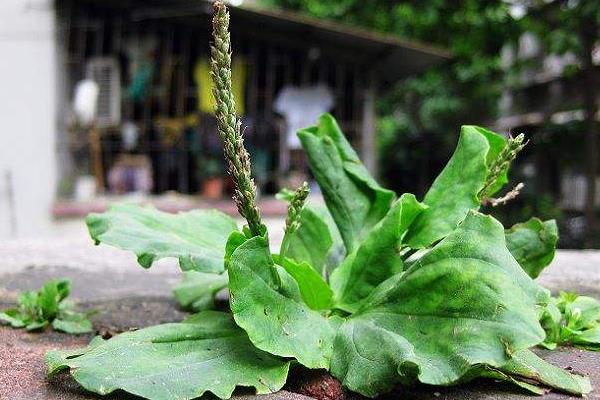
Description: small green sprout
xmin=0 ymin=279 xmax=92 ymax=334
xmin=540 ymin=291 xmax=600 ymax=351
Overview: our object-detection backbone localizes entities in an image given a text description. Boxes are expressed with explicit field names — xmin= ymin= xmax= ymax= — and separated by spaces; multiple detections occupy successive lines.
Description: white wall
xmin=0 ymin=0 xmax=56 ymax=238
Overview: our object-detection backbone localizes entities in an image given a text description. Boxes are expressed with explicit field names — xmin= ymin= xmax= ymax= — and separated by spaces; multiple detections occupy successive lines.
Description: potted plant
xmin=197 ymin=155 xmax=225 ymax=199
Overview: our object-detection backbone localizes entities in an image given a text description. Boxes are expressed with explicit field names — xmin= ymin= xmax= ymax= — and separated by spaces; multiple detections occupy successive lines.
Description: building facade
xmin=0 ymin=0 xmax=448 ymax=238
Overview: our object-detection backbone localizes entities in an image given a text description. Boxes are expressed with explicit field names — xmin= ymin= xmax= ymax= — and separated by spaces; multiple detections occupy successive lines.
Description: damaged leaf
xmin=46 ymin=311 xmax=290 ymax=400
xmin=506 ymin=218 xmax=558 ymax=279
xmin=87 ymin=204 xmax=237 ymax=273
xmin=330 ymin=212 xmax=548 ymax=397
xmin=298 ymin=114 xmax=395 ymax=253
xmin=404 ymin=126 xmax=508 ymax=249
xmin=173 ymin=271 xmax=229 ymax=312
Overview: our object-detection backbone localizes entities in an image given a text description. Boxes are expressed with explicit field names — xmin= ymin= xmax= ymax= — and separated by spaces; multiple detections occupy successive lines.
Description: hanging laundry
xmin=121 ymin=121 xmax=139 ymax=151
xmin=154 ymin=114 xmax=200 ymax=147
xmin=73 ymin=79 xmax=99 ymax=126
xmin=274 ymin=85 xmax=334 ymax=149
xmin=126 ymin=61 xmax=154 ymax=103
xmin=107 ymin=154 xmax=153 ymax=194
xmin=123 ymin=35 xmax=157 ymax=103
xmin=194 ymin=58 xmax=246 ymax=115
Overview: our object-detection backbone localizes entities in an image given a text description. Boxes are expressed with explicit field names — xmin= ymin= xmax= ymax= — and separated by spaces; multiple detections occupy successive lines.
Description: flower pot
xmin=202 ymin=177 xmax=224 ymax=199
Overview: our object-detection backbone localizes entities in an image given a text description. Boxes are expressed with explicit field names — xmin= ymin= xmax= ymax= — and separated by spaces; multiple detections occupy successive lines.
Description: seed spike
xmin=211 ymin=1 xmax=263 ymax=237
xmin=480 ymin=133 xmax=527 ymax=202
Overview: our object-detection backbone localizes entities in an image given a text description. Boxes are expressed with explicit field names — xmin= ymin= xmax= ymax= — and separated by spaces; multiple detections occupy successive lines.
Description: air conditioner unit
xmin=86 ymin=57 xmax=121 ymax=128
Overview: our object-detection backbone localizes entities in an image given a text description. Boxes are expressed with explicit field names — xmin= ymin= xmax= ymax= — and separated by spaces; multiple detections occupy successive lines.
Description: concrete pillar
xmin=0 ymin=0 xmax=57 ymax=238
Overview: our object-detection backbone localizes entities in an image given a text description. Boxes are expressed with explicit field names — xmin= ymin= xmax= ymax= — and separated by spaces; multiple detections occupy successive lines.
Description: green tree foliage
xmin=516 ymin=0 xmax=600 ymax=244
xmin=259 ymin=0 xmax=521 ymax=195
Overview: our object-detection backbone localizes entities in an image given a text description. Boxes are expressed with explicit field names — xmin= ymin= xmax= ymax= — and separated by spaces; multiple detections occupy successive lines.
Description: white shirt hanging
xmin=73 ymin=79 xmax=99 ymax=126
xmin=274 ymin=85 xmax=334 ymax=149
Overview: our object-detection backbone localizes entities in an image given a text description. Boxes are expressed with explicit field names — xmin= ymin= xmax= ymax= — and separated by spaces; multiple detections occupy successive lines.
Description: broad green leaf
xmin=228 ymin=236 xmax=339 ymax=369
xmin=298 ymin=114 xmax=395 ymax=253
xmin=477 ymin=126 xmax=509 ymax=196
xmin=26 ymin=320 xmax=49 ymax=331
xmin=0 ymin=309 xmax=27 ymax=328
xmin=330 ymin=193 xmax=426 ymax=312
xmin=305 ymin=203 xmax=347 ymax=275
xmin=505 ymin=218 xmax=558 ymax=278
xmin=224 ymin=230 xmax=248 ymax=269
xmin=330 ymin=212 xmax=548 ymax=397
xmin=273 ymin=255 xmax=333 ymax=310
xmin=86 ymin=204 xmax=237 ymax=273
xmin=18 ymin=290 xmax=39 ymax=319
xmin=173 ymin=271 xmax=229 ymax=312
xmin=562 ymin=294 xmax=600 ymax=331
xmin=38 ymin=279 xmax=70 ymax=320
xmin=52 ymin=314 xmax=93 ymax=334
xmin=489 ymin=350 xmax=592 ymax=395
xmin=46 ymin=311 xmax=290 ymax=400
xmin=572 ymin=326 xmax=600 ymax=350
xmin=405 ymin=125 xmax=506 ymax=248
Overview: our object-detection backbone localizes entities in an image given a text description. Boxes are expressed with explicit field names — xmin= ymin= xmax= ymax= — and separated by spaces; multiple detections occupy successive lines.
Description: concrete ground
xmin=1 ymin=218 xmax=600 ymax=399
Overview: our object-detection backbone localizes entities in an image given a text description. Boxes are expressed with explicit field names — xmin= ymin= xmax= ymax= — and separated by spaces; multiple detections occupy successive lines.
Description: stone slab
xmin=2 ymin=322 xmax=600 ymax=400
xmin=382 ymin=347 xmax=600 ymax=400
xmin=537 ymin=250 xmax=600 ymax=298
xmin=0 ymin=296 xmax=306 ymax=400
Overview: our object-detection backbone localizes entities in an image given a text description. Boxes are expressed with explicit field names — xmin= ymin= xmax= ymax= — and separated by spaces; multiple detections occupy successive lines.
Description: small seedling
xmin=541 ymin=291 xmax=600 ymax=351
xmin=0 ymin=279 xmax=92 ymax=334
xmin=45 ymin=2 xmax=594 ymax=400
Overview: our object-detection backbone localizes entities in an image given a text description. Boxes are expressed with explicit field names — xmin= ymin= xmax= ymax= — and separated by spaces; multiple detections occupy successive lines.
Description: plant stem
xmin=211 ymin=1 xmax=263 ymax=236
xmin=280 ymin=182 xmax=309 ymax=259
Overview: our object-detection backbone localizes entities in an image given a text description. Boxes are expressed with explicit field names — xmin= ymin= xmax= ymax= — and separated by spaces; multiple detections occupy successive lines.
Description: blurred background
xmin=0 ymin=0 xmax=598 ymax=248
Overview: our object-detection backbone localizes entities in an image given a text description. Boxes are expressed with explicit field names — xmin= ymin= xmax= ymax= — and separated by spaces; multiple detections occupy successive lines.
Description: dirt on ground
xmin=285 ymin=369 xmax=345 ymax=400
xmin=0 ymin=327 xmax=95 ymax=400
xmin=3 ymin=311 xmax=600 ymax=400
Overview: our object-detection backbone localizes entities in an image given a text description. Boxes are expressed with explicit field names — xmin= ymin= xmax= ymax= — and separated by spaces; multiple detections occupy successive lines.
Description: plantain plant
xmin=1 ymin=279 xmax=93 ymax=334
xmin=46 ymin=2 xmax=595 ymax=399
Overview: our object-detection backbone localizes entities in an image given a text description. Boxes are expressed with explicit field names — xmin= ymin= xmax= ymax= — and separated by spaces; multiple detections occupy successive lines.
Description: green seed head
xmin=211 ymin=1 xmax=263 ymax=237
xmin=285 ymin=182 xmax=310 ymax=235
xmin=480 ymin=133 xmax=527 ymax=201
